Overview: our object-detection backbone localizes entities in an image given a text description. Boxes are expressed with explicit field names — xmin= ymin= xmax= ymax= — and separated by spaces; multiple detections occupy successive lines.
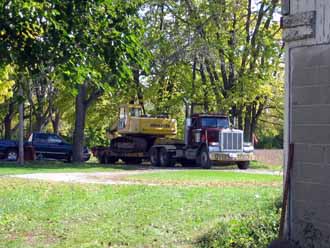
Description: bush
xmin=196 ymin=209 xmax=280 ymax=248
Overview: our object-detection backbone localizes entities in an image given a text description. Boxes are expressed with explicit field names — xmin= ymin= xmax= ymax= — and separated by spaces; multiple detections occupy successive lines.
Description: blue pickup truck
xmin=0 ymin=132 xmax=91 ymax=162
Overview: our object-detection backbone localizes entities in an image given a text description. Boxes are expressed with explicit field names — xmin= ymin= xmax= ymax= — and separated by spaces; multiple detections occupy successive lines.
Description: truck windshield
xmin=201 ymin=117 xmax=229 ymax=128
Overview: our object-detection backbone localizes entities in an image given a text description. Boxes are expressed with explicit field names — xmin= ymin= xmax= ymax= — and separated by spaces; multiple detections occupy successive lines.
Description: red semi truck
xmin=93 ymin=104 xmax=254 ymax=169
xmin=149 ymin=112 xmax=254 ymax=169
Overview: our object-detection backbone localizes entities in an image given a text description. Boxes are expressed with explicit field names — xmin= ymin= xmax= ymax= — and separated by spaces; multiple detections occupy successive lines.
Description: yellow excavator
xmin=93 ymin=104 xmax=179 ymax=164
xmin=114 ymin=104 xmax=177 ymax=136
xmin=93 ymin=103 xmax=254 ymax=169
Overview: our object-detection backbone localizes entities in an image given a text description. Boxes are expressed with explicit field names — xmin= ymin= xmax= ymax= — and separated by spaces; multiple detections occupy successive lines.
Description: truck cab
xmin=188 ymin=114 xmax=230 ymax=146
xmin=150 ymin=113 xmax=254 ymax=169
xmin=184 ymin=114 xmax=254 ymax=169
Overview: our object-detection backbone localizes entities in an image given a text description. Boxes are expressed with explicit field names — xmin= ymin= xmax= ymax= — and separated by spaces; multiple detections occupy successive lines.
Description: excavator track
xmin=110 ymin=136 xmax=153 ymax=154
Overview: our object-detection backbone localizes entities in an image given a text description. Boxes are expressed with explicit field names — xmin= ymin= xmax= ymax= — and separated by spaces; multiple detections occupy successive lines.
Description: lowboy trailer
xmin=93 ymin=104 xmax=254 ymax=169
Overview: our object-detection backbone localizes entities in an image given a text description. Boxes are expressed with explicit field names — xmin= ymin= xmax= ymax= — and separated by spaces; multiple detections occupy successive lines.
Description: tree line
xmin=0 ymin=0 xmax=284 ymax=162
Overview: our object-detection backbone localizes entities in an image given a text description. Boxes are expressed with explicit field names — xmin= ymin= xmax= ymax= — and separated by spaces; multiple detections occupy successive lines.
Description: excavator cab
xmin=118 ymin=104 xmax=143 ymax=129
xmin=117 ymin=104 xmax=177 ymax=136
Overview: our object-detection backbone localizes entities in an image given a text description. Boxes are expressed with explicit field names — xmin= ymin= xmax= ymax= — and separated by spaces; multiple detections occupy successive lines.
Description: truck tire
xmin=100 ymin=154 xmax=118 ymax=164
xmin=108 ymin=156 xmax=118 ymax=164
xmin=159 ymin=148 xmax=175 ymax=167
xmin=66 ymin=153 xmax=72 ymax=163
xmin=100 ymin=154 xmax=107 ymax=164
xmin=122 ymin=157 xmax=142 ymax=165
xmin=180 ymin=159 xmax=196 ymax=167
xmin=149 ymin=147 xmax=160 ymax=167
xmin=198 ymin=146 xmax=211 ymax=169
xmin=237 ymin=161 xmax=250 ymax=170
xmin=6 ymin=149 xmax=18 ymax=161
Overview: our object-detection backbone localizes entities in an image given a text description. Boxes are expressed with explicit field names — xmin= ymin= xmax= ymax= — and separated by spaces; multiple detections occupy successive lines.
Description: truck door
xmin=118 ymin=107 xmax=127 ymax=129
xmin=47 ymin=134 xmax=69 ymax=160
xmin=190 ymin=118 xmax=202 ymax=146
xmin=32 ymin=133 xmax=49 ymax=159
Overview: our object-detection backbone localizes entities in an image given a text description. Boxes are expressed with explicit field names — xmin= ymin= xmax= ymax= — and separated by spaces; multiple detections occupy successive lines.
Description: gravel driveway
xmin=9 ymin=168 xmax=282 ymax=186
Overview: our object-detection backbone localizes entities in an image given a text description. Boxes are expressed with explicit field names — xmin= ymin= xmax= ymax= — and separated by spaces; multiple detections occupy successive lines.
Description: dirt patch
xmin=10 ymin=171 xmax=166 ymax=185
xmin=10 ymin=169 xmax=281 ymax=188
xmin=6 ymin=230 xmax=60 ymax=247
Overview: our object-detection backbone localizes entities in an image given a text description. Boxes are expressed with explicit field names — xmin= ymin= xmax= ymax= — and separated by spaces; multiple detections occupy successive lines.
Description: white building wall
xmin=284 ymin=0 xmax=330 ymax=246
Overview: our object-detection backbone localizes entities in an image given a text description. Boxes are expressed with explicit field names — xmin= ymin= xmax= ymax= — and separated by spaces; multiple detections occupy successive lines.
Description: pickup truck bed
xmin=0 ymin=140 xmax=35 ymax=161
xmin=0 ymin=140 xmax=18 ymax=160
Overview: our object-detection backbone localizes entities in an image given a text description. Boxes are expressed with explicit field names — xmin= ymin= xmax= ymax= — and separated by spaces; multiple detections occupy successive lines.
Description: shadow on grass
xmin=0 ymin=160 xmax=142 ymax=171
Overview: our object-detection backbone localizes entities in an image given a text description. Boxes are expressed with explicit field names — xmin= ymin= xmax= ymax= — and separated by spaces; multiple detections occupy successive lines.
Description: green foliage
xmin=141 ymin=0 xmax=284 ymax=142
xmin=0 ymin=0 xmax=283 ymax=147
xmin=85 ymin=127 xmax=110 ymax=147
xmin=256 ymin=133 xmax=283 ymax=149
xmin=196 ymin=202 xmax=281 ymax=248
xmin=0 ymin=65 xmax=15 ymax=103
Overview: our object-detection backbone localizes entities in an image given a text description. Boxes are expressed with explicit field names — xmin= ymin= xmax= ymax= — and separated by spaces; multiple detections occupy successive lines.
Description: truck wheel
xmin=149 ymin=147 xmax=160 ymax=166
xmin=122 ymin=157 xmax=141 ymax=165
xmin=180 ymin=159 xmax=196 ymax=167
xmin=100 ymin=154 xmax=117 ymax=164
xmin=6 ymin=149 xmax=18 ymax=161
xmin=198 ymin=147 xmax=211 ymax=169
xmin=237 ymin=161 xmax=250 ymax=170
xmin=107 ymin=156 xmax=118 ymax=164
xmin=100 ymin=154 xmax=107 ymax=164
xmin=159 ymin=148 xmax=175 ymax=167
xmin=66 ymin=153 xmax=72 ymax=163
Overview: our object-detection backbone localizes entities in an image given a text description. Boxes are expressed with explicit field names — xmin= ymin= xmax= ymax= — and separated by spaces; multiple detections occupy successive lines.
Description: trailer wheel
xmin=149 ymin=147 xmax=160 ymax=166
xmin=180 ymin=159 xmax=196 ymax=167
xmin=237 ymin=161 xmax=250 ymax=170
xmin=198 ymin=147 xmax=211 ymax=169
xmin=159 ymin=148 xmax=175 ymax=167
xmin=122 ymin=157 xmax=142 ymax=165
xmin=107 ymin=156 xmax=118 ymax=164
xmin=100 ymin=154 xmax=107 ymax=164
xmin=6 ymin=149 xmax=18 ymax=161
xmin=100 ymin=154 xmax=117 ymax=164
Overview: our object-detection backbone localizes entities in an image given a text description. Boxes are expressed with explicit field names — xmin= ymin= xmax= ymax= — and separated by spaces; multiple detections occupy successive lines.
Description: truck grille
xmin=219 ymin=130 xmax=243 ymax=152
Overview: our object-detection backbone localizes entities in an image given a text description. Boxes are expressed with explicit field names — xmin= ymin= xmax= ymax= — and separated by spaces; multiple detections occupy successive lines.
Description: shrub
xmin=196 ymin=208 xmax=280 ymax=248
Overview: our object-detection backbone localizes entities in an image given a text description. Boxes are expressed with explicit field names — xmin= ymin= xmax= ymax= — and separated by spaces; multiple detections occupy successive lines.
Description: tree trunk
xmin=133 ymin=69 xmax=145 ymax=114
xmin=52 ymin=110 xmax=60 ymax=134
xmin=4 ymin=116 xmax=11 ymax=140
xmin=34 ymin=117 xmax=44 ymax=132
xmin=72 ymin=83 xmax=87 ymax=163
xmin=237 ymin=107 xmax=243 ymax=130
xmin=18 ymin=85 xmax=24 ymax=165
xmin=192 ymin=56 xmax=197 ymax=99
xmin=199 ymin=64 xmax=209 ymax=112
xmin=244 ymin=105 xmax=252 ymax=142
xmin=204 ymin=59 xmax=222 ymax=110
xmin=4 ymin=101 xmax=15 ymax=140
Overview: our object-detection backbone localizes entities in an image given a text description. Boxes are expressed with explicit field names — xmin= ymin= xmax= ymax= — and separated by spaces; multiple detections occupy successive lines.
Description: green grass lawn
xmin=125 ymin=170 xmax=281 ymax=185
xmin=0 ymin=160 xmax=282 ymax=247
xmin=0 ymin=161 xmax=127 ymax=175
xmin=0 ymin=177 xmax=281 ymax=248
xmin=0 ymin=160 xmax=282 ymax=176
xmin=249 ymin=161 xmax=282 ymax=171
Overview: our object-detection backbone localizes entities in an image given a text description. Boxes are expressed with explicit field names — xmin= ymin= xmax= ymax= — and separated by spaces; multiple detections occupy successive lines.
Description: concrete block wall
xmin=284 ymin=1 xmax=330 ymax=246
